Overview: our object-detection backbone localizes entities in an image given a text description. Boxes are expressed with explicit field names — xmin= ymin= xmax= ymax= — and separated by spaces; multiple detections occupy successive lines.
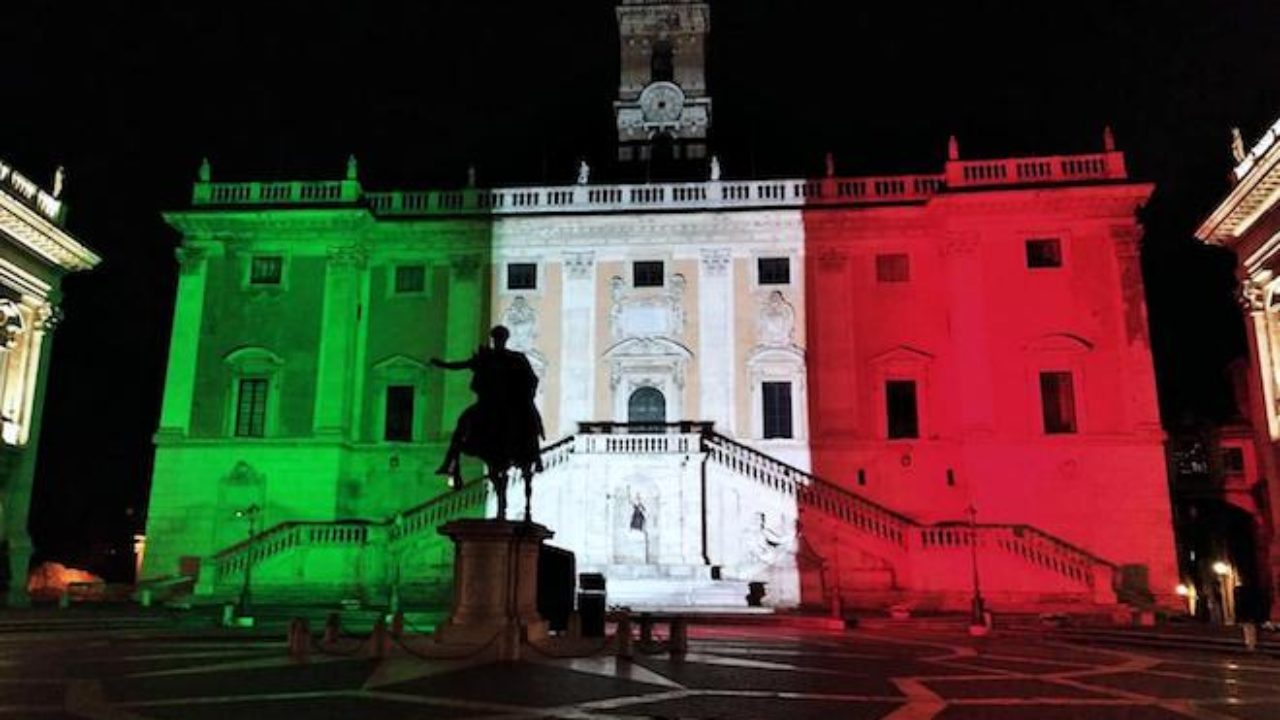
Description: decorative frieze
xmin=700 ymin=248 xmax=732 ymax=276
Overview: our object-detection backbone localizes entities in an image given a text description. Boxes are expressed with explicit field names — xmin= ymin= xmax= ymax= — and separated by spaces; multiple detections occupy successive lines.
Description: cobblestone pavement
xmin=0 ymin=612 xmax=1277 ymax=719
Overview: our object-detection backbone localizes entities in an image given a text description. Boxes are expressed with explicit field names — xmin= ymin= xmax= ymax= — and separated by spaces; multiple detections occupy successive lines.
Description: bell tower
xmin=614 ymin=0 xmax=712 ymax=166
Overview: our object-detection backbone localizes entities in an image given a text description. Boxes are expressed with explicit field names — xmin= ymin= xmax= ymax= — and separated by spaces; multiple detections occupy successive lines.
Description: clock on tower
xmin=614 ymin=0 xmax=712 ymax=166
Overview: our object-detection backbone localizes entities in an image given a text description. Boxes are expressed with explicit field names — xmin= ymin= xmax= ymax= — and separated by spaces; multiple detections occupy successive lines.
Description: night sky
xmin=3 ymin=1 xmax=1277 ymax=579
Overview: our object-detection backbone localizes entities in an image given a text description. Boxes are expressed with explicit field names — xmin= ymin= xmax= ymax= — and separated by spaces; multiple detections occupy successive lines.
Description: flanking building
xmin=141 ymin=0 xmax=1177 ymax=614
xmin=1197 ymin=116 xmax=1280 ymax=619
xmin=0 ymin=160 xmax=100 ymax=603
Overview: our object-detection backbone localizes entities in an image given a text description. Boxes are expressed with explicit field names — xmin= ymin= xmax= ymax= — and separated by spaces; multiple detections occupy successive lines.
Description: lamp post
xmin=235 ymin=504 xmax=260 ymax=618
xmin=1212 ymin=560 xmax=1236 ymax=625
xmin=966 ymin=503 xmax=986 ymax=631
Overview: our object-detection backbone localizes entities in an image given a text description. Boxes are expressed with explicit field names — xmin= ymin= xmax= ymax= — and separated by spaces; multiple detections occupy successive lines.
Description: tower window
xmin=507 ymin=263 xmax=537 ymax=291
xmin=394 ymin=265 xmax=425 ymax=294
xmin=249 ymin=256 xmax=283 ymax=286
xmin=762 ymin=382 xmax=793 ymax=439
xmin=886 ymin=380 xmax=919 ymax=439
xmin=234 ymin=378 xmax=268 ymax=438
xmin=633 ymin=261 xmax=665 ymax=288
xmin=651 ymin=40 xmax=674 ymax=83
xmin=384 ymin=385 xmax=415 ymax=442
xmin=758 ymin=257 xmax=791 ymax=285
xmin=876 ymin=253 xmax=910 ymax=283
xmin=1039 ymin=371 xmax=1077 ymax=434
xmin=1026 ymin=238 xmax=1063 ymax=268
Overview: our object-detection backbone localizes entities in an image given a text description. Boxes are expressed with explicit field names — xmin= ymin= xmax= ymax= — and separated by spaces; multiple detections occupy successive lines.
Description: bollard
xmin=567 ymin=611 xmax=582 ymax=640
xmin=390 ymin=611 xmax=405 ymax=639
xmin=669 ymin=617 xmax=688 ymax=657
xmin=139 ymin=588 xmax=153 ymax=608
xmin=58 ymin=590 xmax=70 ymax=610
xmin=323 ymin=612 xmax=342 ymax=644
xmin=221 ymin=602 xmax=236 ymax=628
xmin=369 ymin=615 xmax=390 ymax=659
xmin=616 ymin=613 xmax=633 ymax=661
xmin=287 ymin=618 xmax=310 ymax=662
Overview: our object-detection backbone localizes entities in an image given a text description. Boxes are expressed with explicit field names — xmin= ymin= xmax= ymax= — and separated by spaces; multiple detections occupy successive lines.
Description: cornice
xmin=0 ymin=195 xmax=100 ymax=272
xmin=162 ymin=208 xmax=375 ymax=238
xmin=1197 ymin=139 xmax=1280 ymax=246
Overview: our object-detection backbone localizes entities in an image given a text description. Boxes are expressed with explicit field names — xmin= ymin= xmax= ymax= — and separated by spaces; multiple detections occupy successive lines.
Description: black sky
xmin=3 ymin=1 xmax=1277 ymax=579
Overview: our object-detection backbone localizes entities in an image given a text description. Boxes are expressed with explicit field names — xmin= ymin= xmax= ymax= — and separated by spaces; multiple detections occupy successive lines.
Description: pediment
xmin=868 ymin=345 xmax=934 ymax=367
xmin=1025 ymin=333 xmax=1093 ymax=354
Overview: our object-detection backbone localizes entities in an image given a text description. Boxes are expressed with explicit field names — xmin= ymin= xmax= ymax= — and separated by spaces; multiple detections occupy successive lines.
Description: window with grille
xmin=762 ymin=382 xmax=793 ymax=439
xmin=1026 ymin=239 xmax=1063 ymax=268
xmin=633 ymin=261 xmax=664 ymax=288
xmin=1039 ymin=371 xmax=1077 ymax=434
xmin=394 ymin=265 xmax=425 ymax=294
xmin=234 ymin=378 xmax=268 ymax=438
xmin=384 ymin=385 xmax=415 ymax=442
xmin=758 ymin=257 xmax=790 ymax=285
xmin=886 ymin=380 xmax=919 ymax=439
xmin=876 ymin=253 xmax=910 ymax=283
xmin=249 ymin=256 xmax=283 ymax=285
xmin=507 ymin=263 xmax=537 ymax=291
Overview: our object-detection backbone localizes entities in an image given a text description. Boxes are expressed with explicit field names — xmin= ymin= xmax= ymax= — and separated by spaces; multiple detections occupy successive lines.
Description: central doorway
xmin=627 ymin=387 xmax=666 ymax=431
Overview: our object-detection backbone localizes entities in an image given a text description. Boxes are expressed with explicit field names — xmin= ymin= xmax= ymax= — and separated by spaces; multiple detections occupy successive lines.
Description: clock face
xmin=639 ymin=81 xmax=685 ymax=124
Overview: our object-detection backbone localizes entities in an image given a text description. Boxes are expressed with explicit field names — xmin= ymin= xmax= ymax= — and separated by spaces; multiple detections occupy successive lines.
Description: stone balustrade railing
xmin=188 ymin=150 xmax=1128 ymax=216
xmin=700 ymin=430 xmax=1113 ymax=591
xmin=211 ymin=520 xmax=373 ymax=582
xmin=0 ymin=160 xmax=65 ymax=224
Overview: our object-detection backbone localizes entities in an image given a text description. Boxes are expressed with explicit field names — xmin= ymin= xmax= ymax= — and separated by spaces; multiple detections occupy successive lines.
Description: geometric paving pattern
xmin=0 ymin=615 xmax=1277 ymax=719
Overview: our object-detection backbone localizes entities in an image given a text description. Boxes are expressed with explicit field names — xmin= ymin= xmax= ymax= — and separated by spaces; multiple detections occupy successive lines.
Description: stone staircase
xmin=197 ymin=425 xmax=1120 ymax=613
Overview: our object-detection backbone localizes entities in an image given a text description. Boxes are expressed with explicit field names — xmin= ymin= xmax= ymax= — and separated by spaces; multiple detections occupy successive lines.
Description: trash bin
xmin=578 ymin=573 xmax=607 ymax=638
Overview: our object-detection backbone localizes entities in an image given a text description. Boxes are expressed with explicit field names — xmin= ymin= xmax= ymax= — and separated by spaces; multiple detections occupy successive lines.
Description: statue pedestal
xmin=434 ymin=519 xmax=552 ymax=661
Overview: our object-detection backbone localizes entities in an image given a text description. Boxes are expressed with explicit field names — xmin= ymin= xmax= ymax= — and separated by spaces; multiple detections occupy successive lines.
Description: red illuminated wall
xmin=803 ymin=182 xmax=1178 ymax=606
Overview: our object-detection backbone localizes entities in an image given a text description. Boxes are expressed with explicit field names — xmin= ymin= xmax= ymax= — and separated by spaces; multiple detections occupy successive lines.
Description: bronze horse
xmin=432 ymin=326 xmax=545 ymax=520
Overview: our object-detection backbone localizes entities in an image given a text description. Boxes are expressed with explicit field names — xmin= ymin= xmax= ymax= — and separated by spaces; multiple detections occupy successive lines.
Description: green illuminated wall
xmin=141 ymin=205 xmax=492 ymax=591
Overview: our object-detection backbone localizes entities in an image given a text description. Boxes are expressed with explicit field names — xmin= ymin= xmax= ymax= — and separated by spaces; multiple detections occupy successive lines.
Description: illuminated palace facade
xmin=0 ymin=160 xmax=99 ymax=602
xmin=1198 ymin=114 xmax=1280 ymax=618
xmin=142 ymin=0 xmax=1178 ymax=612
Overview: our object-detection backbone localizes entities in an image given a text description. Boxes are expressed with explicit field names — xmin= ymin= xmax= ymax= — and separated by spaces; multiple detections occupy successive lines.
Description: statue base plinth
xmin=433 ymin=519 xmax=552 ymax=661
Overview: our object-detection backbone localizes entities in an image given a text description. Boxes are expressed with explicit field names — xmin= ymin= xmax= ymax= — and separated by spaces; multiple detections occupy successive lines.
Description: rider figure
xmin=431 ymin=326 xmax=545 ymax=496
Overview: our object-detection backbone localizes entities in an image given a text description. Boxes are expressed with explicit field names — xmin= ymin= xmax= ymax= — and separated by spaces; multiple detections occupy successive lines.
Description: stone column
xmin=4 ymin=302 xmax=57 ymax=605
xmin=312 ymin=246 xmax=366 ymax=438
xmin=698 ymin=248 xmax=734 ymax=433
xmin=442 ymin=255 xmax=484 ymax=425
xmin=1242 ymin=279 xmax=1280 ymax=618
xmin=559 ymin=251 xmax=596 ymax=434
xmin=157 ymin=245 xmax=209 ymax=436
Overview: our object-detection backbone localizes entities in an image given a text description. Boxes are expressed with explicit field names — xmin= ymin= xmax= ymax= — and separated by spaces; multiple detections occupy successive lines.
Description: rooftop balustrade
xmin=189 ymin=150 xmax=1130 ymax=216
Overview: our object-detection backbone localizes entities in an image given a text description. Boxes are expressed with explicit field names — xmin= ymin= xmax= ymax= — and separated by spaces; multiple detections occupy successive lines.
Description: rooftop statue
xmin=1231 ymin=127 xmax=1247 ymax=164
xmin=709 ymin=155 xmax=721 ymax=181
xmin=432 ymin=326 xmax=546 ymax=521
xmin=577 ymin=160 xmax=591 ymax=186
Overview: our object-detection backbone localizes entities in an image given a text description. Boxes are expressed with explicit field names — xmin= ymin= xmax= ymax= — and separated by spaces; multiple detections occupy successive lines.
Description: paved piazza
xmin=0 ymin=611 xmax=1276 ymax=719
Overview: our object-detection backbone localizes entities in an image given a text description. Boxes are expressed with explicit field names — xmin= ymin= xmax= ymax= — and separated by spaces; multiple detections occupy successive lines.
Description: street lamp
xmin=966 ymin=503 xmax=986 ymax=632
xmin=235 ymin=504 xmax=261 ymax=618
xmin=1213 ymin=561 xmax=1236 ymax=625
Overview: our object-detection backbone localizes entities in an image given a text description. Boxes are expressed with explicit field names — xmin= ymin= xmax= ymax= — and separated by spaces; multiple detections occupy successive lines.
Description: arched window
xmin=628 ymin=386 xmax=666 ymax=428
xmin=651 ymin=40 xmax=674 ymax=83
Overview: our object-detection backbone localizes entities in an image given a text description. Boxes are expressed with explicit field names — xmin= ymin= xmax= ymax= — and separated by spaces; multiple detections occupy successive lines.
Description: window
xmin=1222 ymin=447 xmax=1246 ymax=475
xmin=885 ymin=380 xmax=919 ymax=439
xmin=384 ymin=385 xmax=415 ymax=442
xmin=651 ymin=40 xmax=674 ymax=83
xmin=507 ymin=263 xmax=537 ymax=291
xmin=249 ymin=256 xmax=283 ymax=285
xmin=876 ymin=253 xmax=910 ymax=283
xmin=758 ymin=257 xmax=790 ymax=285
xmin=1039 ymin=371 xmax=1077 ymax=434
xmin=394 ymin=265 xmax=425 ymax=294
xmin=234 ymin=378 xmax=269 ymax=438
xmin=1026 ymin=238 xmax=1063 ymax=268
xmin=633 ymin=261 xmax=664 ymax=288
xmin=762 ymin=382 xmax=794 ymax=439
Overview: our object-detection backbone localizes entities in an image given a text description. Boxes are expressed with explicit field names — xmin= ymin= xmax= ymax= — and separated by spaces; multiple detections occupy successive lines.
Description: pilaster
xmin=442 ymin=255 xmax=484 ymax=427
xmin=312 ymin=245 xmax=366 ymax=438
xmin=559 ymin=251 xmax=596 ymax=434
xmin=942 ymin=233 xmax=995 ymax=434
xmin=157 ymin=245 xmax=209 ymax=435
xmin=698 ymin=248 xmax=734 ymax=433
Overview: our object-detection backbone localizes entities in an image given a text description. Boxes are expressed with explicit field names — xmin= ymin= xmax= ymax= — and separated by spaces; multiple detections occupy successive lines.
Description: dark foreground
xmin=0 ymin=609 xmax=1277 ymax=719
